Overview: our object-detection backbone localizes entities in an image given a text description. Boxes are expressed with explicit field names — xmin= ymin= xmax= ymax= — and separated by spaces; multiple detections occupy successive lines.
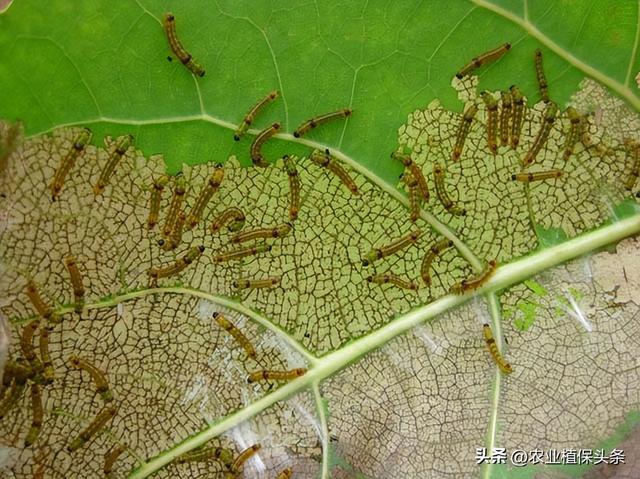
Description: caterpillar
xmin=499 ymin=90 xmax=512 ymax=146
xmin=293 ymin=109 xmax=352 ymax=138
xmin=0 ymin=120 xmax=23 ymax=174
xmin=562 ymin=107 xmax=584 ymax=161
xmin=276 ymin=468 xmax=293 ymax=479
xmin=148 ymin=245 xmax=205 ymax=282
xmin=210 ymin=207 xmax=246 ymax=233
xmin=159 ymin=210 xmax=185 ymax=251
xmin=24 ymin=384 xmax=43 ymax=447
xmin=213 ymin=312 xmax=256 ymax=358
xmin=366 ymin=273 xmax=418 ymax=291
xmin=50 ymin=127 xmax=91 ymax=201
xmin=68 ymin=355 xmax=113 ymax=403
xmin=433 ymin=164 xmax=466 ymax=216
xmin=163 ymin=13 xmax=205 ymax=77
xmin=450 ymin=259 xmax=498 ymax=294
xmin=147 ymin=175 xmax=170 ymax=230
xmin=64 ymin=255 xmax=85 ymax=313
xmin=481 ymin=91 xmax=499 ymax=154
xmin=234 ymin=90 xmax=279 ymax=141
xmin=176 ymin=446 xmax=234 ymax=466
xmin=20 ymin=319 xmax=40 ymax=364
xmin=392 ymin=152 xmax=429 ymax=202
xmin=522 ymin=102 xmax=558 ymax=166
xmin=247 ymin=369 xmax=307 ymax=383
xmin=283 ymin=155 xmax=301 ymax=220
xmin=251 ymin=122 xmax=280 ymax=167
xmin=483 ymin=324 xmax=513 ymax=374
xmin=309 ymin=149 xmax=359 ymax=195
xmin=25 ymin=280 xmax=58 ymax=325
xmin=509 ymin=85 xmax=525 ymax=148
xmin=212 ymin=244 xmax=271 ymax=263
xmin=451 ymin=103 xmax=477 ymax=161
xmin=93 ymin=135 xmax=133 ymax=196
xmin=420 ymin=238 xmax=454 ymax=286
xmin=185 ymin=164 xmax=224 ymax=230
xmin=229 ymin=444 xmax=262 ymax=475
xmin=361 ymin=230 xmax=422 ymax=266
xmin=230 ymin=222 xmax=292 ymax=243
xmin=534 ymin=49 xmax=550 ymax=103
xmin=39 ymin=325 xmax=55 ymax=383
xmin=104 ymin=444 xmax=127 ymax=476
xmin=67 ymin=405 xmax=117 ymax=452
xmin=233 ymin=277 xmax=281 ymax=290
xmin=455 ymin=42 xmax=511 ymax=79
xmin=623 ymin=138 xmax=640 ymax=191
xmin=511 ymin=169 xmax=563 ymax=182
xmin=401 ymin=172 xmax=420 ymax=223
xmin=162 ymin=174 xmax=187 ymax=237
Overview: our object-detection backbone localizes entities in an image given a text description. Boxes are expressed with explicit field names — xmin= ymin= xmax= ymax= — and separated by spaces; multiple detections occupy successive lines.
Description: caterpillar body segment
xmin=420 ymin=238 xmax=454 ymax=286
xmin=283 ymin=155 xmax=301 ymax=220
xmin=451 ymin=103 xmax=477 ymax=161
xmin=186 ymin=164 xmax=224 ymax=229
xmin=38 ymin=325 xmax=54 ymax=383
xmin=392 ymin=152 xmax=429 ymax=202
xmin=499 ymin=90 xmax=512 ymax=146
xmin=163 ymin=13 xmax=205 ymax=77
xmin=50 ymin=128 xmax=92 ymax=200
xmin=148 ymin=245 xmax=205 ymax=282
xmin=309 ymin=149 xmax=359 ymax=195
xmin=93 ymin=135 xmax=133 ymax=195
xmin=25 ymin=280 xmax=59 ymax=325
xmin=213 ymin=312 xmax=256 ymax=358
xmin=67 ymin=405 xmax=117 ymax=452
xmin=64 ymin=255 xmax=85 ymax=313
xmin=234 ymin=90 xmax=279 ymax=141
xmin=623 ymin=138 xmax=640 ymax=191
xmin=68 ymin=355 xmax=113 ymax=403
xmin=562 ymin=107 xmax=584 ymax=161
xmin=404 ymin=173 xmax=420 ymax=223
xmin=176 ymin=446 xmax=234 ymax=466
xmin=160 ymin=211 xmax=185 ymax=251
xmin=229 ymin=444 xmax=262 ymax=474
xmin=276 ymin=468 xmax=293 ymax=479
xmin=361 ymin=230 xmax=422 ymax=266
xmin=162 ymin=174 xmax=187 ymax=237
xmin=293 ymin=109 xmax=352 ymax=138
xmin=0 ymin=380 xmax=26 ymax=419
xmin=481 ymin=91 xmax=499 ymax=154
xmin=24 ymin=384 xmax=43 ymax=447
xmin=233 ymin=277 xmax=280 ymax=290
xmin=483 ymin=324 xmax=513 ymax=374
xmin=450 ymin=259 xmax=498 ymax=294
xmin=247 ymin=369 xmax=306 ymax=383
xmin=366 ymin=273 xmax=418 ymax=291
xmin=455 ymin=42 xmax=511 ymax=78
xmin=210 ymin=207 xmax=246 ymax=233
xmin=534 ymin=49 xmax=550 ymax=103
xmin=522 ymin=102 xmax=558 ymax=167
xmin=433 ymin=164 xmax=466 ymax=216
xmin=20 ymin=319 xmax=40 ymax=363
xmin=509 ymin=86 xmax=525 ymax=148
xmin=212 ymin=244 xmax=271 ymax=263
xmin=147 ymin=175 xmax=170 ymax=230
xmin=230 ymin=222 xmax=292 ymax=243
xmin=251 ymin=122 xmax=280 ymax=167
xmin=104 ymin=444 xmax=127 ymax=476
xmin=511 ymin=169 xmax=563 ymax=182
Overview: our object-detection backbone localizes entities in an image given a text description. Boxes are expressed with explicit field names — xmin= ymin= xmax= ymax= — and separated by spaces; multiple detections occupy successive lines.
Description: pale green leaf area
xmin=1 ymin=1 xmax=640 ymax=479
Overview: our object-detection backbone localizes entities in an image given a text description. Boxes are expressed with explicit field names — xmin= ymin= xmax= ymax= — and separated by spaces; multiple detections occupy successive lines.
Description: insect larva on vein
xmin=25 ymin=280 xmax=59 ymax=326
xmin=361 ymin=230 xmax=422 ymax=266
xmin=24 ymin=384 xmax=43 ymax=447
xmin=499 ymin=90 xmax=512 ymax=146
xmin=310 ymin=149 xmax=359 ymax=195
xmin=451 ymin=103 xmax=477 ymax=161
xmin=230 ymin=222 xmax=292 ymax=243
xmin=276 ymin=468 xmax=293 ymax=479
xmin=64 ymin=255 xmax=85 ymax=313
xmin=176 ymin=446 xmax=234 ymax=466
xmin=366 ymin=273 xmax=418 ymax=291
xmin=185 ymin=164 xmax=224 ymax=230
xmin=104 ymin=444 xmax=128 ymax=476
xmin=162 ymin=174 xmax=187 ymax=237
xmin=534 ymin=49 xmax=550 ymax=103
xmin=148 ymin=245 xmax=205 ymax=283
xmin=228 ymin=444 xmax=262 ymax=475
xmin=421 ymin=238 xmax=454 ymax=286
xmin=39 ymin=325 xmax=55 ymax=383
xmin=511 ymin=169 xmax=563 ymax=183
xmin=293 ymin=109 xmax=352 ymax=138
xmin=251 ymin=122 xmax=280 ymax=167
xmin=562 ymin=107 xmax=584 ymax=161
xmin=433 ymin=164 xmax=466 ymax=216
xmin=481 ymin=91 xmax=499 ymax=155
xmin=233 ymin=276 xmax=281 ymax=290
xmin=212 ymin=312 xmax=256 ymax=358
xmin=147 ymin=175 xmax=170 ymax=230
xmin=509 ymin=85 xmax=525 ymax=149
xmin=213 ymin=244 xmax=272 ymax=263
xmin=159 ymin=210 xmax=185 ymax=251
xmin=247 ymin=369 xmax=306 ymax=383
xmin=623 ymin=138 xmax=640 ymax=191
xmin=163 ymin=13 xmax=205 ymax=77
xmin=234 ymin=90 xmax=279 ymax=141
xmin=455 ymin=42 xmax=511 ymax=79
xmin=450 ymin=259 xmax=498 ymax=294
xmin=522 ymin=102 xmax=558 ymax=167
xmin=50 ymin=127 xmax=91 ymax=201
xmin=93 ymin=135 xmax=134 ymax=196
xmin=392 ymin=151 xmax=429 ymax=202
xmin=283 ymin=155 xmax=301 ymax=220
xmin=67 ymin=405 xmax=117 ymax=452
xmin=483 ymin=323 xmax=513 ymax=374
xmin=400 ymin=172 xmax=420 ymax=223
xmin=210 ymin=207 xmax=246 ymax=233
xmin=68 ymin=355 xmax=113 ymax=403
